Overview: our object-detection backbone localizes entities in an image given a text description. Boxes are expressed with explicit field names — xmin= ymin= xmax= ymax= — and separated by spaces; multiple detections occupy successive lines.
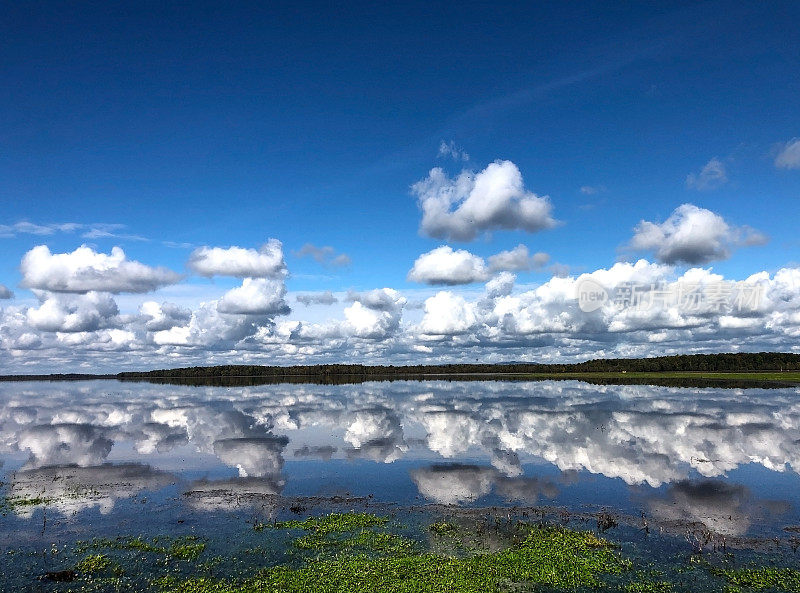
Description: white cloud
xmin=407 ymin=246 xmax=489 ymax=285
xmin=26 ymin=292 xmax=120 ymax=333
xmin=80 ymin=224 xmax=147 ymax=242
xmin=296 ymin=291 xmax=338 ymax=306
xmin=20 ymin=245 xmax=181 ymax=293
xmin=217 ymin=278 xmax=290 ymax=316
xmin=152 ymin=296 xmax=285 ymax=348
xmin=775 ymin=139 xmax=800 ymax=169
xmin=0 ymin=221 xmax=146 ymax=241
xmin=295 ymin=243 xmax=351 ymax=268
xmin=346 ymin=288 xmax=407 ymax=311
xmin=488 ymin=244 xmax=549 ymax=272
xmin=437 ymin=140 xmax=469 ymax=162
xmin=4 ymin=249 xmax=800 ymax=372
xmin=413 ymin=160 xmax=556 ymax=241
xmin=417 ymin=291 xmax=477 ymax=336
xmin=0 ymin=285 xmax=13 ymax=299
xmin=344 ymin=294 xmax=405 ymax=340
xmin=139 ymin=301 xmax=192 ymax=331
xmin=408 ymin=245 xmax=550 ymax=286
xmin=686 ymin=157 xmax=728 ymax=191
xmin=580 ymin=185 xmax=603 ymax=195
xmin=0 ymin=221 xmax=82 ymax=238
xmin=188 ymin=239 xmax=286 ymax=278
xmin=485 ymin=272 xmax=516 ymax=298
xmin=628 ymin=204 xmax=767 ymax=264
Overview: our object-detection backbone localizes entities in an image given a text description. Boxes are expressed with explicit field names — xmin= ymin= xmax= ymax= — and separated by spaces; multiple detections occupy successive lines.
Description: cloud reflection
xmin=1 ymin=380 xmax=799 ymax=521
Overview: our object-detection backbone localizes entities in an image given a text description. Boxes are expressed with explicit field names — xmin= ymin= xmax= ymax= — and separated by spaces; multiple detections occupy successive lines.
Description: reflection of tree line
xmin=118 ymin=374 xmax=796 ymax=389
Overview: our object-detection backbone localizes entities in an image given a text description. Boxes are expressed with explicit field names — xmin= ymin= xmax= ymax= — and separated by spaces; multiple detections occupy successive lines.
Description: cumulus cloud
xmin=344 ymin=289 xmax=406 ymax=340
xmin=188 ymin=239 xmax=286 ymax=278
xmin=488 ymin=244 xmax=549 ymax=272
xmin=346 ymin=288 xmax=407 ymax=311
xmin=485 ymin=272 xmax=516 ymax=298
xmin=413 ymin=160 xmax=556 ymax=241
xmin=417 ymin=291 xmax=477 ymax=336
xmin=139 ymin=301 xmax=191 ymax=331
xmin=4 ymin=250 xmax=800 ymax=372
xmin=686 ymin=157 xmax=728 ymax=191
xmin=295 ymin=243 xmax=351 ymax=268
xmin=27 ymin=292 xmax=120 ymax=333
xmin=296 ymin=291 xmax=338 ymax=306
xmin=775 ymin=138 xmax=800 ymax=169
xmin=0 ymin=285 xmax=13 ymax=299
xmin=217 ymin=278 xmax=290 ymax=315
xmin=152 ymin=302 xmax=269 ymax=348
xmin=20 ymin=245 xmax=181 ymax=293
xmin=408 ymin=245 xmax=549 ymax=286
xmin=407 ymin=246 xmax=489 ymax=285
xmin=628 ymin=204 xmax=767 ymax=264
xmin=437 ymin=140 xmax=469 ymax=162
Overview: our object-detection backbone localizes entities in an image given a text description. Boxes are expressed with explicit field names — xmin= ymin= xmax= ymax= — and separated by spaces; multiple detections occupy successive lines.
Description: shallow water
xmin=2 ymin=379 xmax=800 ymax=589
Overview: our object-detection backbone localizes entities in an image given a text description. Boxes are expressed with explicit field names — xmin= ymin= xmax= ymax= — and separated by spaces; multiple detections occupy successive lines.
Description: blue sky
xmin=1 ymin=1 xmax=799 ymax=372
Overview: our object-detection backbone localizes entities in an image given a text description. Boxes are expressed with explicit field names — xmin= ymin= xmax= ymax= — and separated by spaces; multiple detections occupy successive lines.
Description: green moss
xmin=714 ymin=567 xmax=800 ymax=592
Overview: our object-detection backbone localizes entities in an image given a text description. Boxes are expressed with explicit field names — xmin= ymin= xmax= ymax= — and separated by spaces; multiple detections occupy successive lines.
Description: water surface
xmin=2 ymin=379 xmax=799 ymax=547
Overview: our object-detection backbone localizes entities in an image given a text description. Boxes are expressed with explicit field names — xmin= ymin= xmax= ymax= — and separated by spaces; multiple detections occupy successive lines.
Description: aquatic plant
xmin=75 ymin=553 xmax=112 ymax=574
xmin=715 ymin=566 xmax=800 ymax=591
xmin=158 ymin=521 xmax=632 ymax=592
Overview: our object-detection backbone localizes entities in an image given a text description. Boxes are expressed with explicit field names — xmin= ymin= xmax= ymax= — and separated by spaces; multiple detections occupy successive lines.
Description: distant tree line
xmin=3 ymin=352 xmax=799 ymax=384
xmin=114 ymin=352 xmax=800 ymax=382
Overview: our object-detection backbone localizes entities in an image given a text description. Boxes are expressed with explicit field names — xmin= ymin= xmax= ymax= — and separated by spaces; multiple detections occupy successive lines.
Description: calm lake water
xmin=2 ymin=379 xmax=800 ymax=589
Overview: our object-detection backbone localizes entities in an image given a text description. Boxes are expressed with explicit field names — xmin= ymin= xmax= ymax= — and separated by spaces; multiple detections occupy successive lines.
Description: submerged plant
xmin=75 ymin=553 xmax=113 ymax=574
